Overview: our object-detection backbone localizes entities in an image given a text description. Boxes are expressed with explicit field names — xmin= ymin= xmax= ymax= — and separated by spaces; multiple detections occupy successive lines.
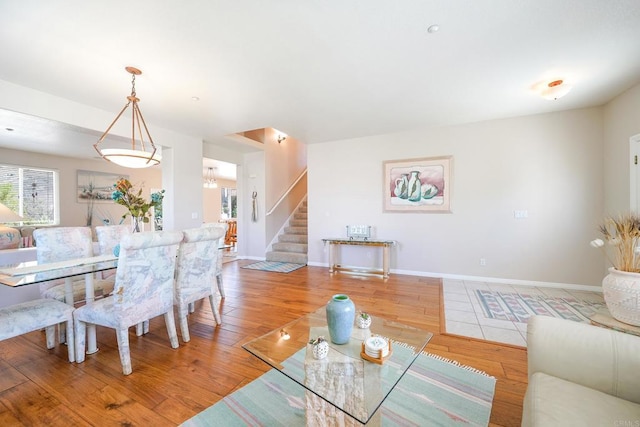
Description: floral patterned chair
xmin=73 ymin=230 xmax=183 ymax=375
xmin=33 ymin=227 xmax=114 ymax=304
xmin=202 ymin=222 xmax=227 ymax=298
xmin=0 ymin=298 xmax=75 ymax=362
xmin=175 ymin=226 xmax=225 ymax=342
xmin=95 ymin=224 xmax=131 ymax=281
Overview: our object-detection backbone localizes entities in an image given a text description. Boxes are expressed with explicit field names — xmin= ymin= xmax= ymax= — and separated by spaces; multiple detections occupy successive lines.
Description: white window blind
xmin=0 ymin=164 xmax=58 ymax=225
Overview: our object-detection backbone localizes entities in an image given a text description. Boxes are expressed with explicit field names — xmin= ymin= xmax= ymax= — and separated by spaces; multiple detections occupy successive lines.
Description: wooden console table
xmin=322 ymin=238 xmax=396 ymax=278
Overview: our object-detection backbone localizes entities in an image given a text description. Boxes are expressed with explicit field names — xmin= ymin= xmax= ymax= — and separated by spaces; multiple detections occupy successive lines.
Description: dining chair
xmin=202 ymin=222 xmax=227 ymax=298
xmin=0 ymin=298 xmax=75 ymax=362
xmin=174 ymin=227 xmax=226 ymax=343
xmin=73 ymin=230 xmax=183 ymax=375
xmin=224 ymin=220 xmax=237 ymax=248
xmin=33 ymin=226 xmax=114 ymax=304
xmin=95 ymin=224 xmax=131 ymax=281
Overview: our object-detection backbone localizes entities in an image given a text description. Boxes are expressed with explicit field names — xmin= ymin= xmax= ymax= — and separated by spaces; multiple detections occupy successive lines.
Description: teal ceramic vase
xmin=326 ymin=294 xmax=355 ymax=344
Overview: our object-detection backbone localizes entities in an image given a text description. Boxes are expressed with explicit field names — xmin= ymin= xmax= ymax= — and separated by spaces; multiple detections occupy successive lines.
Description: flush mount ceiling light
xmin=94 ymin=66 xmax=161 ymax=168
xmin=203 ymin=167 xmax=218 ymax=189
xmin=538 ymin=79 xmax=572 ymax=101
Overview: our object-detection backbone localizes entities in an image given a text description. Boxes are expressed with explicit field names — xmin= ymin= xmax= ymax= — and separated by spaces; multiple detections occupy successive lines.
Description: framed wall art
xmin=77 ymin=170 xmax=128 ymax=203
xmin=383 ymin=156 xmax=452 ymax=213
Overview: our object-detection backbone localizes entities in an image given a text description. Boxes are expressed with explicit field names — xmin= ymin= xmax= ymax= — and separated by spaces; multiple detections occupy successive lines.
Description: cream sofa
xmin=522 ymin=315 xmax=640 ymax=426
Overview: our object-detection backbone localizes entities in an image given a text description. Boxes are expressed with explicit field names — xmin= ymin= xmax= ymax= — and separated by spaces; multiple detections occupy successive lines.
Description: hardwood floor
xmin=0 ymin=260 xmax=527 ymax=426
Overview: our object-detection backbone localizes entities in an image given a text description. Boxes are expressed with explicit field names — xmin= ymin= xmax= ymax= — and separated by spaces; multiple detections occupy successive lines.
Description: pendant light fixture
xmin=203 ymin=167 xmax=218 ymax=189
xmin=94 ymin=66 xmax=161 ymax=168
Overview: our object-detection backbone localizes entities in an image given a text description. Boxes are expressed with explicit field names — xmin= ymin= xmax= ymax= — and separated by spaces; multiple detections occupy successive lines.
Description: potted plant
xmin=308 ymin=336 xmax=329 ymax=359
xmin=356 ymin=311 xmax=372 ymax=329
xmin=590 ymin=213 xmax=640 ymax=326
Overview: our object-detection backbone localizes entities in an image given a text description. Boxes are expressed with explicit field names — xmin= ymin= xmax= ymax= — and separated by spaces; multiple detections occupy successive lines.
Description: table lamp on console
xmin=0 ymin=202 xmax=23 ymax=250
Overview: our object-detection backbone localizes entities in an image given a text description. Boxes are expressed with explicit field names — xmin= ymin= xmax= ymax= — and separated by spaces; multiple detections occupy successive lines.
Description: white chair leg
xmin=115 ymin=328 xmax=132 ymax=375
xmin=135 ymin=320 xmax=150 ymax=336
xmin=45 ymin=325 xmax=56 ymax=349
xmin=164 ymin=311 xmax=179 ymax=349
xmin=208 ymin=294 xmax=221 ymax=325
xmin=178 ymin=304 xmax=191 ymax=343
xmin=74 ymin=318 xmax=86 ymax=363
xmin=65 ymin=318 xmax=75 ymax=363
xmin=216 ymin=274 xmax=225 ymax=298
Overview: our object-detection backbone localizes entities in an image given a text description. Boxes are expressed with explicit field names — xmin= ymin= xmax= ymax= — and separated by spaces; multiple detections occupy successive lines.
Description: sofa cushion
xmin=523 ymin=372 xmax=640 ymax=427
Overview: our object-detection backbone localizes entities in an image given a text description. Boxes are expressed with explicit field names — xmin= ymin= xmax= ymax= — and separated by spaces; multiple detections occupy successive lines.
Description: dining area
xmin=0 ymin=224 xmax=227 ymax=376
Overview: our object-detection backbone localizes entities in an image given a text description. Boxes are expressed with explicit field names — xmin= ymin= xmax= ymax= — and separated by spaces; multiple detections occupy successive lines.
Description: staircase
xmin=265 ymin=201 xmax=308 ymax=264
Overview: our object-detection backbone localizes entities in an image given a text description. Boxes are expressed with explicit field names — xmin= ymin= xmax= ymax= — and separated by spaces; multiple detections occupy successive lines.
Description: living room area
xmin=1 ymin=2 xmax=640 ymax=426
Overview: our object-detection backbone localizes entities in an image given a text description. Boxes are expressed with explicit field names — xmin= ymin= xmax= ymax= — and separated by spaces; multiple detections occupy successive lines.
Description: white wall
xmin=603 ymin=83 xmax=640 ymax=213
xmin=241 ymin=151 xmax=266 ymax=259
xmin=308 ymin=107 xmax=605 ymax=287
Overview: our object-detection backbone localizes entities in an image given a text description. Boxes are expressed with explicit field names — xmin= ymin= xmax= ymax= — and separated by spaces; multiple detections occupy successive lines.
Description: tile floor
xmin=442 ymin=279 xmax=605 ymax=347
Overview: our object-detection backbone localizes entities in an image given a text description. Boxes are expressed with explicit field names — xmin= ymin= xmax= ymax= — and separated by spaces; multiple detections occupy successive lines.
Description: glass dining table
xmin=0 ymin=254 xmax=118 ymax=355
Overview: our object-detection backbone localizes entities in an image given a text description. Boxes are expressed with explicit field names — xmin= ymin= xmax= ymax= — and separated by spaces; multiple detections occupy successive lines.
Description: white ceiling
xmin=1 ymin=1 xmax=639 ymax=171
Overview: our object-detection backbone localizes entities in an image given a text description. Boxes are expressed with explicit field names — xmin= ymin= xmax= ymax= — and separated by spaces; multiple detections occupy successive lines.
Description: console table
xmin=322 ymin=238 xmax=396 ymax=278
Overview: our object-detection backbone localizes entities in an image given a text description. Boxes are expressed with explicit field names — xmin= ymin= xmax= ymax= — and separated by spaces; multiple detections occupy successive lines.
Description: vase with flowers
xmin=590 ymin=213 xmax=640 ymax=326
xmin=111 ymin=178 xmax=165 ymax=233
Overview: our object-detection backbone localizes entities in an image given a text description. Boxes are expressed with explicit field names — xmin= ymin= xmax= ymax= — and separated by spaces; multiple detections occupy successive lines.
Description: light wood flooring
xmin=0 ymin=260 xmax=527 ymax=426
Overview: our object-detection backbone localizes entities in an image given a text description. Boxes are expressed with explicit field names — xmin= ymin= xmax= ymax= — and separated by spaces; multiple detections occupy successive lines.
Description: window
xmin=0 ymin=164 xmax=58 ymax=225
xmin=221 ymin=187 xmax=237 ymax=219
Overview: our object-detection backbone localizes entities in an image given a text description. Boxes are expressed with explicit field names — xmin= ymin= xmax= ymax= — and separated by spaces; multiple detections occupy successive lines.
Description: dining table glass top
xmin=242 ymin=306 xmax=433 ymax=424
xmin=0 ymin=254 xmax=118 ymax=287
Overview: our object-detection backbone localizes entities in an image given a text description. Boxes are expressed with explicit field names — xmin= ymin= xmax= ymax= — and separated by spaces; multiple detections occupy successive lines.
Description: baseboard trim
xmin=306 ymin=262 xmax=601 ymax=292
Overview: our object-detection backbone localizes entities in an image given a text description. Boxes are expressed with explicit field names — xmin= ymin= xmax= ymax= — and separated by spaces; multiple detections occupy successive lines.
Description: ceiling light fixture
xmin=539 ymin=79 xmax=572 ymax=101
xmin=94 ymin=66 xmax=161 ymax=168
xmin=203 ymin=167 xmax=218 ymax=189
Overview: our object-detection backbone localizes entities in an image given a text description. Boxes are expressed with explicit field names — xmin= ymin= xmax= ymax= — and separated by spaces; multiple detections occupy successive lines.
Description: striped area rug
xmin=476 ymin=289 xmax=606 ymax=323
xmin=241 ymin=261 xmax=306 ymax=273
xmin=181 ymin=348 xmax=496 ymax=426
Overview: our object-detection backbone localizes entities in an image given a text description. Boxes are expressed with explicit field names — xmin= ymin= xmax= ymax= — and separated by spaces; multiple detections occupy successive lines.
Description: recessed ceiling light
xmin=427 ymin=24 xmax=440 ymax=34
xmin=191 ymin=96 xmax=200 ymax=101
xmin=5 ymin=128 xmax=14 ymax=132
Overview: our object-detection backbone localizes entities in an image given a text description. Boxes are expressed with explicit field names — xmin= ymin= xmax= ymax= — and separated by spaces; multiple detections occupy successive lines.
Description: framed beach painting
xmin=77 ymin=170 xmax=128 ymax=203
xmin=383 ymin=156 xmax=452 ymax=213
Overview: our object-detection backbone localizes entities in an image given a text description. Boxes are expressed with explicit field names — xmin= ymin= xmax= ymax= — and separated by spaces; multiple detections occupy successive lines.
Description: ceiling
xmin=1 ymin=1 xmax=639 ymax=169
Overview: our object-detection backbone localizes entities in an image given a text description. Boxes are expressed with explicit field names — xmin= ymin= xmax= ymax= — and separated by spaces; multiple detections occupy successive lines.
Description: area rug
xmin=242 ymin=261 xmax=306 ymax=273
xmin=475 ymin=289 xmax=606 ymax=323
xmin=181 ymin=350 xmax=496 ymax=426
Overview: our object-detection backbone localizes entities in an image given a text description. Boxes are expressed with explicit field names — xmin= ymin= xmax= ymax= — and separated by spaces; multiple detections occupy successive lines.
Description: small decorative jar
xmin=356 ymin=311 xmax=372 ymax=329
xmin=309 ymin=336 xmax=329 ymax=360
xmin=326 ymin=294 xmax=356 ymax=344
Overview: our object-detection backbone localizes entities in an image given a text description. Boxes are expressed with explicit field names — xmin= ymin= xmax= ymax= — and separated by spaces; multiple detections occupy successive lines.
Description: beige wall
xmin=0 ymin=147 xmax=161 ymax=229
xmin=603 ymin=83 xmax=640 ymax=213
xmin=307 ymin=107 xmax=605 ymax=287
xmin=203 ymin=178 xmax=236 ymax=223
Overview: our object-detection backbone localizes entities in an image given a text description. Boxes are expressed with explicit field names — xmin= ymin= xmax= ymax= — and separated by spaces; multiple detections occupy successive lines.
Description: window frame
xmin=0 ymin=163 xmax=60 ymax=226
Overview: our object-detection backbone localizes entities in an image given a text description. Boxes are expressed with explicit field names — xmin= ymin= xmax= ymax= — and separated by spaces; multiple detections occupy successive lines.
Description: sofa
xmin=522 ymin=315 xmax=640 ymax=426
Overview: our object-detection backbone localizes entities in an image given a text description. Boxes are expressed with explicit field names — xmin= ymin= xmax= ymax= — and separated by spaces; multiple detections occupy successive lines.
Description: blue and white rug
xmin=475 ymin=290 xmax=606 ymax=323
xmin=242 ymin=261 xmax=306 ymax=273
xmin=182 ymin=350 xmax=496 ymax=426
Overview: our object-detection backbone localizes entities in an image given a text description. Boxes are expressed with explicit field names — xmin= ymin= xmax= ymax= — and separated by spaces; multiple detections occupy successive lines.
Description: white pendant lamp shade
xmin=100 ymin=148 xmax=161 ymax=168
xmin=94 ymin=66 xmax=161 ymax=168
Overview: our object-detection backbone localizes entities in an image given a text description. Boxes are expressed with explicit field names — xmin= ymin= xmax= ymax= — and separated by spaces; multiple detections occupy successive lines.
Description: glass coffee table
xmin=242 ymin=307 xmax=433 ymax=425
